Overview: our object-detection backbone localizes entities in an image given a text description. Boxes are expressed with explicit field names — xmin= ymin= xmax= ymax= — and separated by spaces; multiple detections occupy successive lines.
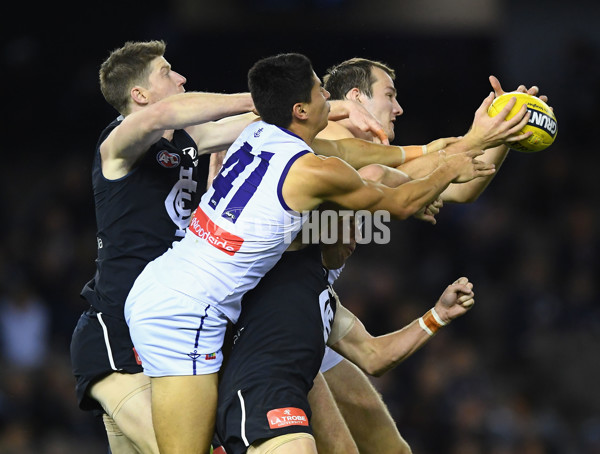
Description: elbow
xmin=147 ymin=101 xmax=179 ymax=130
xmin=358 ymin=164 xmax=386 ymax=183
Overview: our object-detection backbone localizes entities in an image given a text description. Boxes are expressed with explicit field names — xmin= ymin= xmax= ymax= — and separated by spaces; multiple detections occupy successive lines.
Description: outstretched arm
xmin=373 ymin=80 xmax=547 ymax=204
xmin=312 ymin=90 xmax=530 ymax=172
xmin=312 ymin=137 xmax=451 ymax=170
xmin=441 ymin=75 xmax=551 ymax=203
xmin=101 ymin=92 xmax=254 ymax=179
xmin=188 ymin=112 xmax=259 ymax=155
xmin=283 ymin=150 xmax=494 ymax=219
xmin=329 ymin=277 xmax=475 ymax=377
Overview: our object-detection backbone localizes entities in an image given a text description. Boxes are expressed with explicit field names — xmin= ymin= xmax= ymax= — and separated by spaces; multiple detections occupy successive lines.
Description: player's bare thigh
xmin=151 ymin=373 xmax=218 ymax=454
xmin=324 ymin=359 xmax=411 ymax=454
xmin=308 ymin=371 xmax=358 ymax=454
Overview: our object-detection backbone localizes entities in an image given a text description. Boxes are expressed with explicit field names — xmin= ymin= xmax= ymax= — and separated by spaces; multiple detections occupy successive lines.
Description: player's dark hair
xmin=99 ymin=40 xmax=166 ymax=115
xmin=323 ymin=58 xmax=395 ymax=100
xmin=248 ymin=53 xmax=314 ymax=128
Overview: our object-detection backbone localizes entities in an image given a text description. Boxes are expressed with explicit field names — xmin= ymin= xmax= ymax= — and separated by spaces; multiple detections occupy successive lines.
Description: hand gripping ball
xmin=488 ymin=92 xmax=557 ymax=152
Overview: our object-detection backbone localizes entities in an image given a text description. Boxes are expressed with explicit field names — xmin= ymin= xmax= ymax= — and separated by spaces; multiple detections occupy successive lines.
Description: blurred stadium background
xmin=1 ymin=0 xmax=599 ymax=452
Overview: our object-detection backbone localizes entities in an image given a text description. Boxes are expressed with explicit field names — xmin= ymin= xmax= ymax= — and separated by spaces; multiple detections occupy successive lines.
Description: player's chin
xmin=386 ymin=127 xmax=395 ymax=142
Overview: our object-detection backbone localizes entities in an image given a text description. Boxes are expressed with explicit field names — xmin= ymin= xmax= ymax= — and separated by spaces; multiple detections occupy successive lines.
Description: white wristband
xmin=430 ymin=307 xmax=447 ymax=326
xmin=397 ymin=146 xmax=406 ymax=164
xmin=418 ymin=317 xmax=434 ymax=336
xmin=418 ymin=308 xmax=447 ymax=336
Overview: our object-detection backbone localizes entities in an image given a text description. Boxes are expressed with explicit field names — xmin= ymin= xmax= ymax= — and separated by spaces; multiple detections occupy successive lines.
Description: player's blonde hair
xmin=324 ymin=58 xmax=395 ymax=100
xmin=99 ymin=40 xmax=166 ymax=115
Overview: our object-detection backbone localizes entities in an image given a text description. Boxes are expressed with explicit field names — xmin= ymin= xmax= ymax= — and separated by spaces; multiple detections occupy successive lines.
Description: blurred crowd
xmin=1 ymin=18 xmax=599 ymax=454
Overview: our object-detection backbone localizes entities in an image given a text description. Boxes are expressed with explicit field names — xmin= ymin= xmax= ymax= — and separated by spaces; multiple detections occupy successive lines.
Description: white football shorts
xmin=319 ymin=346 xmax=344 ymax=373
xmin=124 ymin=268 xmax=228 ymax=377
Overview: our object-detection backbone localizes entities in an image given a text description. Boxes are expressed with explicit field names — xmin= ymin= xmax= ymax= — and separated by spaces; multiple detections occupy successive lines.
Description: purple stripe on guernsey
xmin=276 ymin=126 xmax=304 ymax=142
xmin=224 ymin=150 xmax=274 ymax=223
xmin=277 ymin=150 xmax=311 ymax=212
xmin=275 ymin=126 xmax=312 ymax=211
xmin=190 ymin=305 xmax=211 ymax=375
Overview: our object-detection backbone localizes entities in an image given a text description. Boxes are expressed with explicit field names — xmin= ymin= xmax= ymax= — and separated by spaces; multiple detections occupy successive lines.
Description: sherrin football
xmin=488 ymin=92 xmax=557 ymax=152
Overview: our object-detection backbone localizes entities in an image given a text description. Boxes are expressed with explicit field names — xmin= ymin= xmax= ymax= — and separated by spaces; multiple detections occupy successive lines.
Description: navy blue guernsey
xmin=220 ymin=244 xmax=336 ymax=394
xmin=216 ymin=243 xmax=339 ymax=452
xmin=80 ymin=117 xmax=206 ymax=318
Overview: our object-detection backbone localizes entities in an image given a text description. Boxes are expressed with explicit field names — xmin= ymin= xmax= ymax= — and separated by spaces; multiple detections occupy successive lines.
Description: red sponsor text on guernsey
xmin=189 ymin=208 xmax=244 ymax=256
xmin=267 ymin=407 xmax=309 ymax=429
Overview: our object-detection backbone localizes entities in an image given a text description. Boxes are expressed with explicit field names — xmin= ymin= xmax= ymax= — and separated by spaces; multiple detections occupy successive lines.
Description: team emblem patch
xmin=267 ymin=407 xmax=309 ymax=429
xmin=156 ymin=150 xmax=181 ymax=168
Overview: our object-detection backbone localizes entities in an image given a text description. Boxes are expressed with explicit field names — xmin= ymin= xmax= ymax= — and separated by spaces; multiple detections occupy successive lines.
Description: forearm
xmin=332 ymin=316 xmax=432 ymax=377
xmin=374 ymin=164 xmax=458 ymax=219
xmin=313 ymin=138 xmax=428 ymax=170
xmin=191 ymin=112 xmax=258 ymax=154
xmin=157 ymin=92 xmax=255 ymax=132
xmin=366 ymin=321 xmax=431 ymax=376
xmin=441 ymin=144 xmax=509 ymax=203
xmin=396 ymin=152 xmax=443 ymax=179
xmin=332 ymin=279 xmax=474 ymax=377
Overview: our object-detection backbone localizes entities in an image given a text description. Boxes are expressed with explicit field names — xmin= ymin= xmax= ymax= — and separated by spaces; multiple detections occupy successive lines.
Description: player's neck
xmin=287 ymin=123 xmax=321 ymax=146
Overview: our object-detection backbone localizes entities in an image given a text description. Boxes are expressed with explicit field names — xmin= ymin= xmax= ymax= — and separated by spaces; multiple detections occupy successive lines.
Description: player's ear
xmin=292 ymin=102 xmax=309 ymax=120
xmin=345 ymin=87 xmax=362 ymax=102
xmin=131 ymin=86 xmax=150 ymax=106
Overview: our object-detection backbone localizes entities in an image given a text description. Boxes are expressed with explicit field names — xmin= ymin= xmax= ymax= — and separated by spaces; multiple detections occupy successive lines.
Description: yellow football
xmin=488 ymin=92 xmax=557 ymax=152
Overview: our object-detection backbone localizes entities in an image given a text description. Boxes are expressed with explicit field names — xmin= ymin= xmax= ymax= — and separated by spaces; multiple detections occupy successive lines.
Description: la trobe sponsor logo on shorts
xmin=267 ymin=407 xmax=309 ymax=429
